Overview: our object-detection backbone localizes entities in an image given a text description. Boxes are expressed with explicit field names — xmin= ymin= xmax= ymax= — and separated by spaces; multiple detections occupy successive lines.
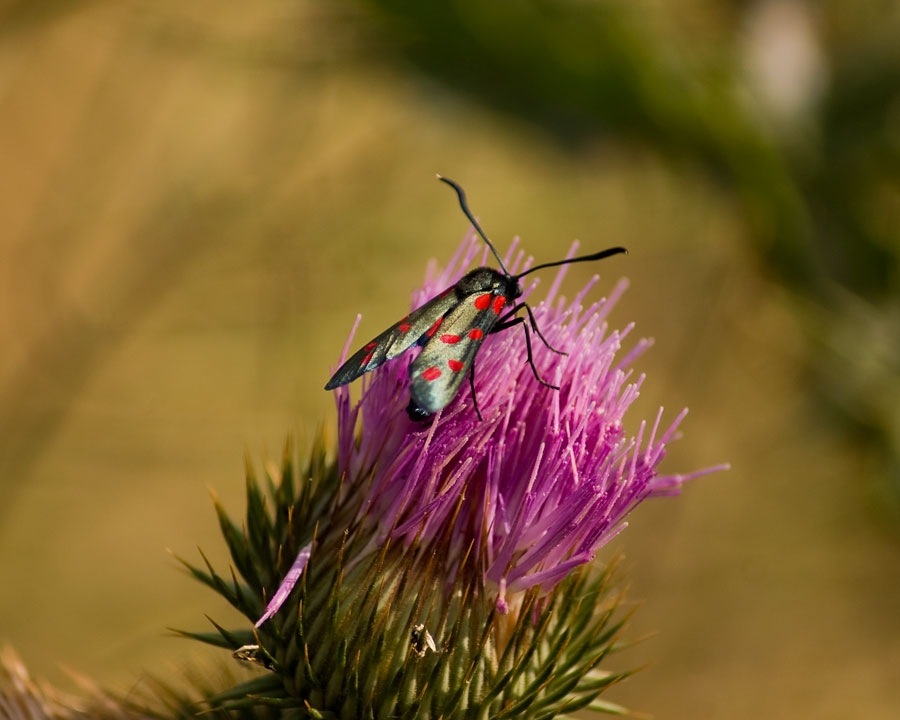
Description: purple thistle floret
xmin=329 ymin=233 xmax=726 ymax=613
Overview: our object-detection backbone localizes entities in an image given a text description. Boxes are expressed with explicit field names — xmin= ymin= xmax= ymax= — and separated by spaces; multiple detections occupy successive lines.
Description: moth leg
xmin=468 ymin=355 xmax=484 ymax=422
xmin=497 ymin=303 xmax=567 ymax=356
xmin=492 ymin=316 xmax=560 ymax=391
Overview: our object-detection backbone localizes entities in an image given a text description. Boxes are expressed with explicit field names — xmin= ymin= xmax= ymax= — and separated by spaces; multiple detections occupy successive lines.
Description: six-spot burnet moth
xmin=324 ymin=176 xmax=627 ymax=422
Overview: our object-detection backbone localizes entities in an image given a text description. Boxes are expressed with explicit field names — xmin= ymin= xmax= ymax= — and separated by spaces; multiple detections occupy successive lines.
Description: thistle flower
xmin=182 ymin=233 xmax=725 ymax=718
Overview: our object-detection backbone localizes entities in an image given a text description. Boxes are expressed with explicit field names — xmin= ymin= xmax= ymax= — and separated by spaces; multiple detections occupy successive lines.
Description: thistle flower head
xmin=335 ymin=233 xmax=718 ymax=611
xmin=183 ymin=233 xmax=725 ymax=718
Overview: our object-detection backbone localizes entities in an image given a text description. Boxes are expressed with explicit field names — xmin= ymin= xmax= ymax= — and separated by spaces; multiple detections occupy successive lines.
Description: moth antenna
xmin=516 ymin=246 xmax=627 ymax=279
xmin=438 ymin=175 xmax=511 ymax=275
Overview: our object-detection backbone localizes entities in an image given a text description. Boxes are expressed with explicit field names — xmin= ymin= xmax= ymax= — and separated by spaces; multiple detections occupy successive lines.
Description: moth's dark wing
xmin=324 ymin=287 xmax=457 ymax=390
xmin=409 ymin=290 xmax=509 ymax=414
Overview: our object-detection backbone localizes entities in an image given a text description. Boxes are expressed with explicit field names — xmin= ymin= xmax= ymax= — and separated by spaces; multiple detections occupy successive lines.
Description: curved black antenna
xmin=516 ymin=246 xmax=627 ymax=279
xmin=437 ymin=175 xmax=511 ymax=275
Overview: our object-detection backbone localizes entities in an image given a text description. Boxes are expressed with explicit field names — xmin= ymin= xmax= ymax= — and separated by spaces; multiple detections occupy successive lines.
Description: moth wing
xmin=409 ymin=290 xmax=507 ymax=414
xmin=325 ymin=287 xmax=457 ymax=390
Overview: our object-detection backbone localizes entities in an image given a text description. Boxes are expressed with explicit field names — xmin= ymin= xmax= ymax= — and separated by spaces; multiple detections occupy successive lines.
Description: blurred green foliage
xmin=364 ymin=1 xmax=810 ymax=280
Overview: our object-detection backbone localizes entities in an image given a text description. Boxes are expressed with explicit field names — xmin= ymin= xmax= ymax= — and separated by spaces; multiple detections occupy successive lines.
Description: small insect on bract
xmin=233 ymin=644 xmax=278 ymax=671
xmin=410 ymin=623 xmax=437 ymax=657
xmin=324 ymin=176 xmax=626 ymax=421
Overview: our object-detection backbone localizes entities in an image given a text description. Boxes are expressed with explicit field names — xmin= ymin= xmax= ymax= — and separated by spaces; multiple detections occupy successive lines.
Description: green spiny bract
xmin=178 ymin=438 xmax=633 ymax=719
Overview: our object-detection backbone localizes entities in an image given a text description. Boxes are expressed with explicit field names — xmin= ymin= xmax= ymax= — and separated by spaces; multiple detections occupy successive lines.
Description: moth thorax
xmin=455 ymin=267 xmax=518 ymax=299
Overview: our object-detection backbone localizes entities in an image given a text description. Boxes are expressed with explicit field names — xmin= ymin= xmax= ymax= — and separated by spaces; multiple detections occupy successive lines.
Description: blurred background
xmin=1 ymin=0 xmax=898 ymax=717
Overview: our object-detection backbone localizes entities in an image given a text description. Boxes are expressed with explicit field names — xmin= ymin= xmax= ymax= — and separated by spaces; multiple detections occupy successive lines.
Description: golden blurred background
xmin=1 ymin=1 xmax=898 ymax=717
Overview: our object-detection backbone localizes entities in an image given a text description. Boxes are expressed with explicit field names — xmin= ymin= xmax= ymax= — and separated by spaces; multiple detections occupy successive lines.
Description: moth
xmin=325 ymin=176 xmax=626 ymax=421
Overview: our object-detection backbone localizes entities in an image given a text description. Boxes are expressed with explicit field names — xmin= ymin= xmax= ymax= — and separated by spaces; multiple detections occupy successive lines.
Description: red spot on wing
xmin=448 ymin=359 xmax=464 ymax=372
xmin=492 ymin=295 xmax=506 ymax=315
xmin=468 ymin=328 xmax=484 ymax=340
xmin=422 ymin=366 xmax=442 ymax=381
xmin=426 ymin=317 xmax=443 ymax=337
xmin=440 ymin=334 xmax=461 ymax=344
xmin=360 ymin=342 xmax=378 ymax=367
xmin=474 ymin=293 xmax=492 ymax=311
xmin=398 ymin=323 xmax=412 ymax=333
